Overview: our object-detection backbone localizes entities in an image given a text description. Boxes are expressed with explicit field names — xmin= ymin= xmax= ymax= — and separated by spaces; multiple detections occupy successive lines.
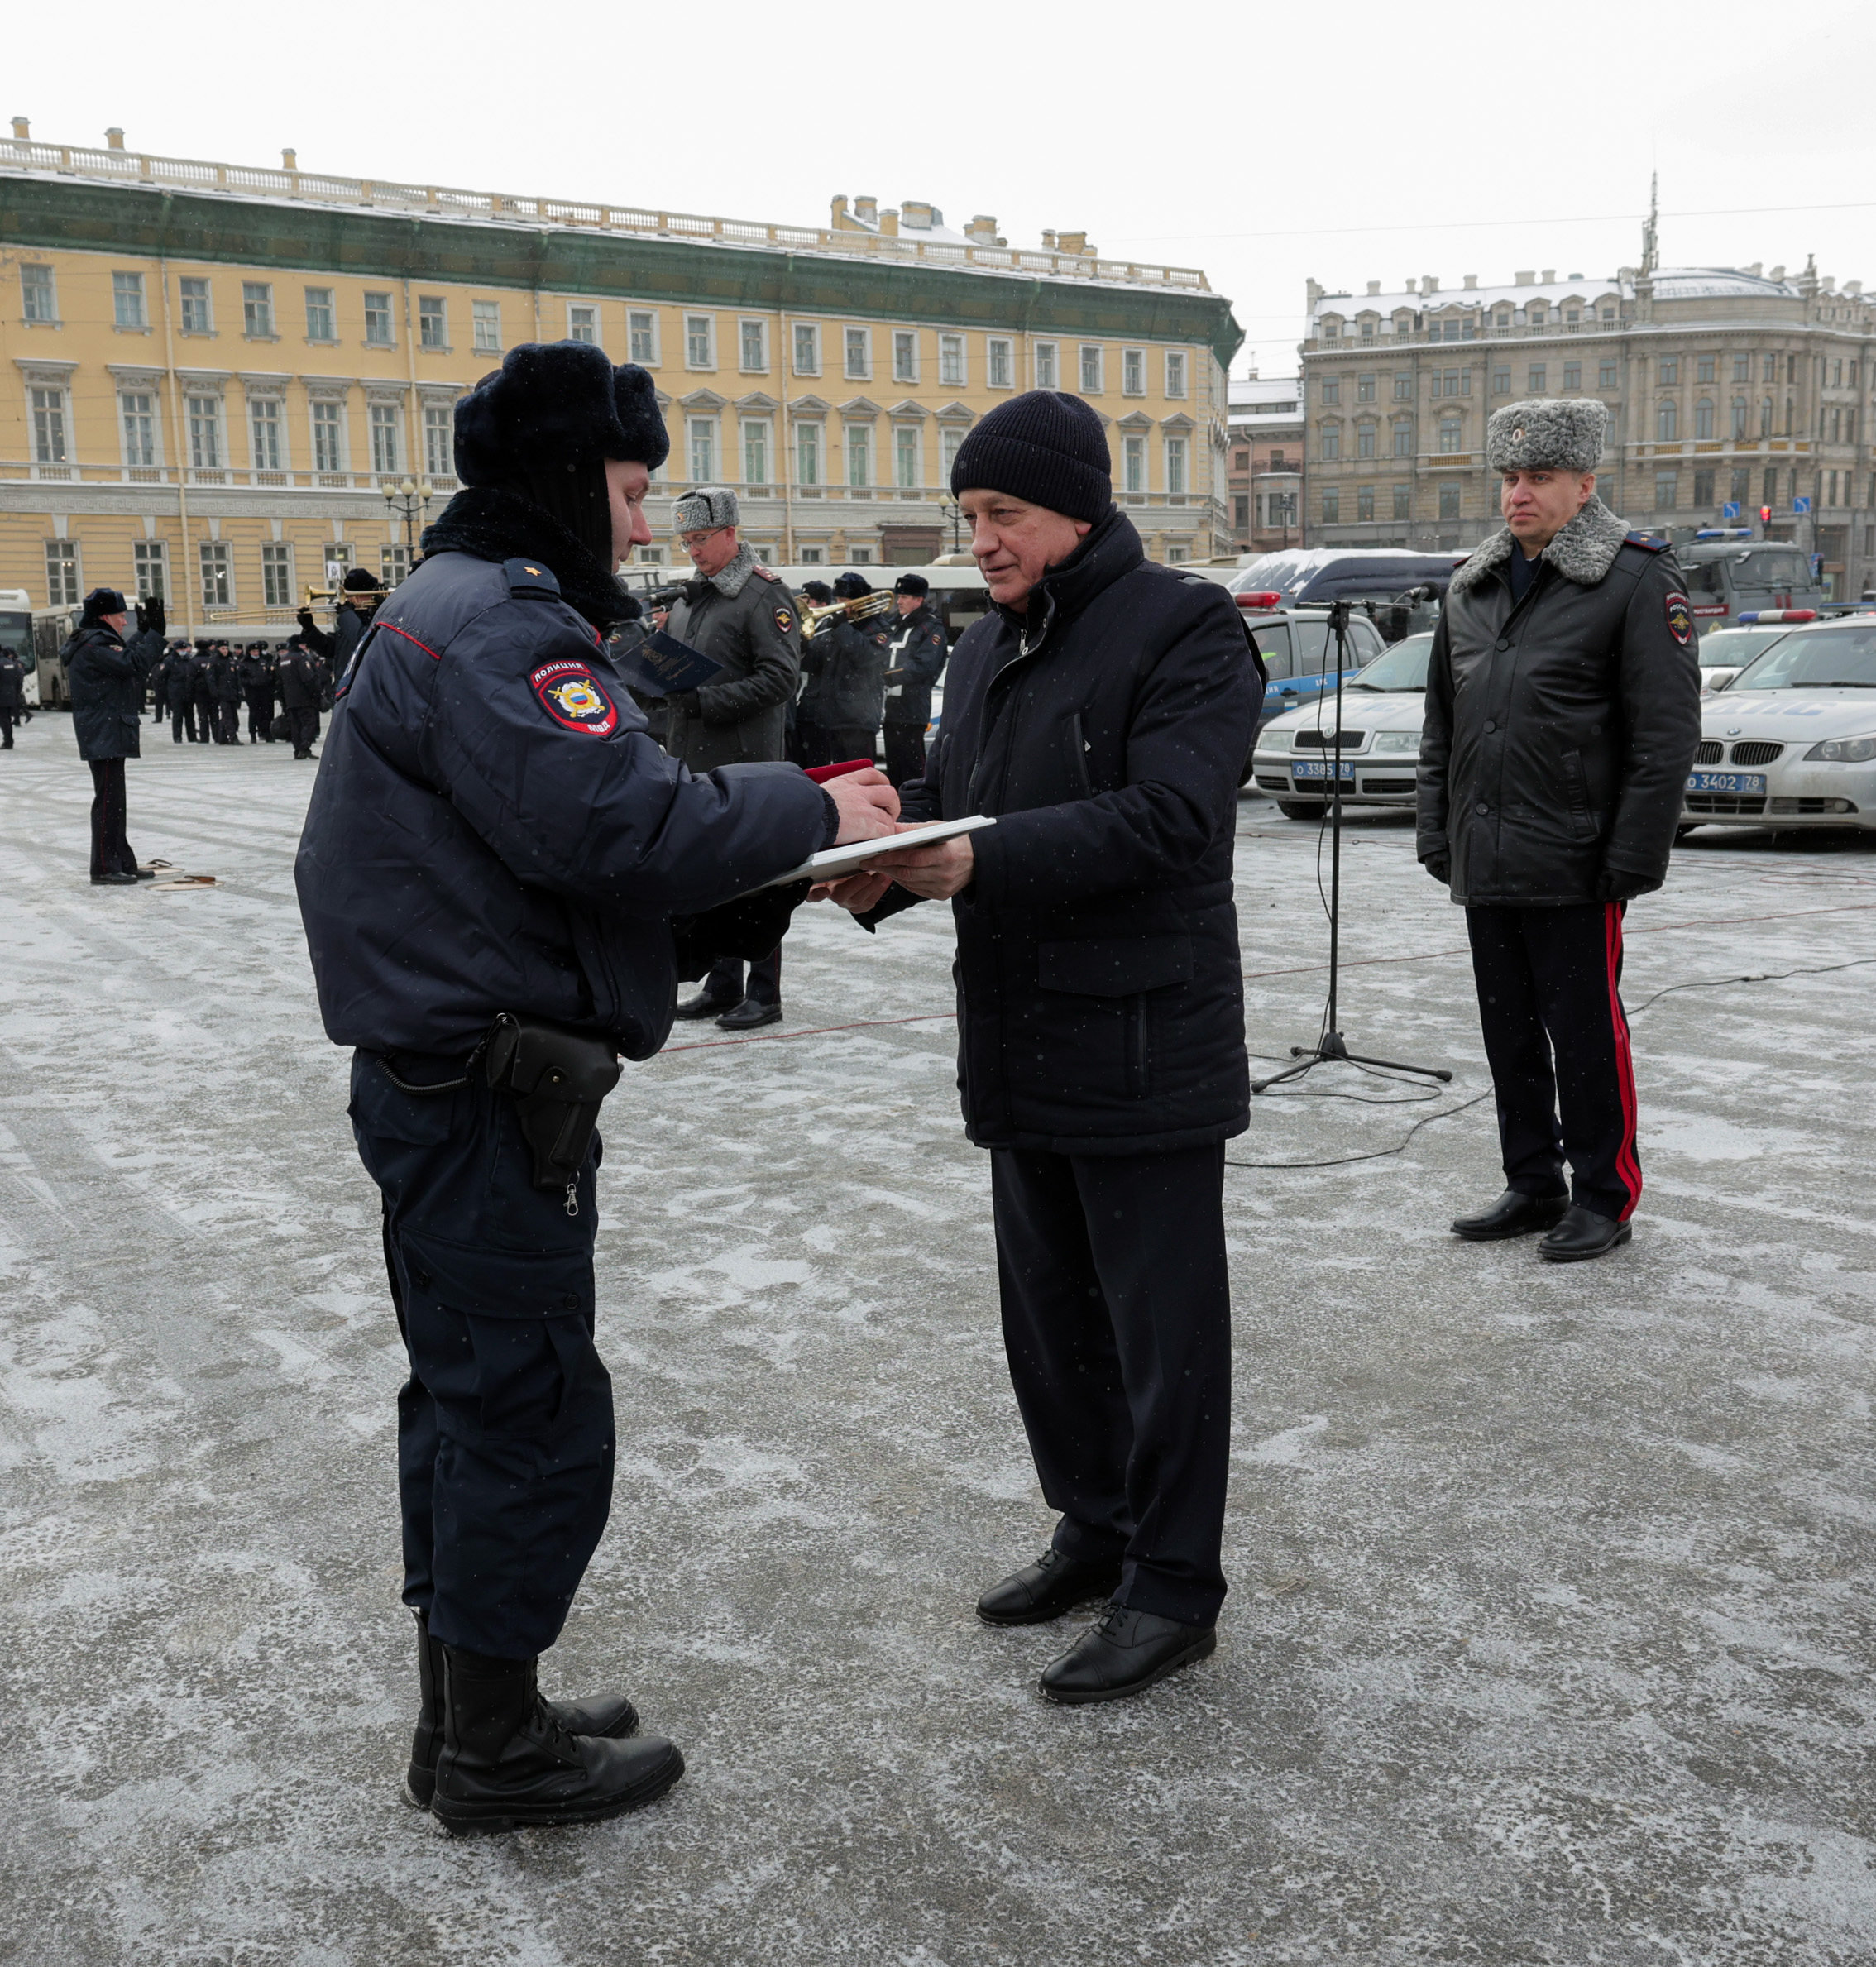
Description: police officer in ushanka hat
xmin=294 ymin=342 xmax=897 ymax=1831
xmin=1418 ymin=399 xmax=1700 ymax=1261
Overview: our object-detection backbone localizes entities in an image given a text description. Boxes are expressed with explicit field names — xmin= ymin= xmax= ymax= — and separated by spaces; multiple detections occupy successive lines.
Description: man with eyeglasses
xmin=663 ymin=488 xmax=804 ymax=1031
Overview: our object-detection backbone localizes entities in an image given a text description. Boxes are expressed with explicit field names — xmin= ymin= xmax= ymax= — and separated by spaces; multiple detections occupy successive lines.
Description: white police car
xmin=1683 ymin=616 xmax=1876 ymax=833
xmin=1248 ymin=632 xmax=1432 ymax=818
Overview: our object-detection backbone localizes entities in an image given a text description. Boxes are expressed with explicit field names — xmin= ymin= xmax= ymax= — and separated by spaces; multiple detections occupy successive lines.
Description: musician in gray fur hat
xmin=1418 ymin=397 xmax=1701 ymax=1263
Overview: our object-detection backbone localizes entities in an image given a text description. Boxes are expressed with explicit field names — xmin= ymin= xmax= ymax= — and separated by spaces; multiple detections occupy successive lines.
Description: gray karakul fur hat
xmin=453 ymin=341 xmax=669 ymax=482
xmin=672 ymin=486 xmax=739 ymax=532
xmin=1486 ymin=397 xmax=1606 ymax=472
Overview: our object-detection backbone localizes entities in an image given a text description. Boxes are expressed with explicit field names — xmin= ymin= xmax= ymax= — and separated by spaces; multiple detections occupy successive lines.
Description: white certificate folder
xmin=760 ymin=814 xmax=997 ymax=888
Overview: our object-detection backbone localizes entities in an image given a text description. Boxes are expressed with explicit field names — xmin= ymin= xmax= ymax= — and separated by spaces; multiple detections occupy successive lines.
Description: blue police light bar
xmin=1736 ymin=610 xmax=1819 ymax=625
xmin=1694 ymin=528 xmax=1753 ymax=540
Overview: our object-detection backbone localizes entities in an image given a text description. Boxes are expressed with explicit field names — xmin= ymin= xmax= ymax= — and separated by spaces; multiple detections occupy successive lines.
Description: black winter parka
xmin=1418 ymin=498 xmax=1702 ymax=907
xmin=883 ymin=603 xmax=949 ymax=729
xmin=66 ymin=620 xmax=161 ymax=762
xmin=800 ymin=616 xmax=889 ymax=733
xmin=867 ymin=507 xmax=1258 ymax=1155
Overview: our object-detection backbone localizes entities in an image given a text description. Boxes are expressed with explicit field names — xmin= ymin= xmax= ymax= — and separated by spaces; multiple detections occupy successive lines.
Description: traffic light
xmin=1759 ymin=505 xmax=1773 ymax=525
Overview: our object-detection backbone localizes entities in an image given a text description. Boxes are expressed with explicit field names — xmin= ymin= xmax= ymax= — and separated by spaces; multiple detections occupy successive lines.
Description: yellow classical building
xmin=0 ymin=122 xmax=1243 ymax=634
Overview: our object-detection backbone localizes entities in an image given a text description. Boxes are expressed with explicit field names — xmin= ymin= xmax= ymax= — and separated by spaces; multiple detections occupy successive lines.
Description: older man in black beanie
xmin=295 ymin=342 xmax=897 ymax=1831
xmin=65 ymin=586 xmax=164 ymax=883
xmin=821 ymin=389 xmax=1259 ymax=1705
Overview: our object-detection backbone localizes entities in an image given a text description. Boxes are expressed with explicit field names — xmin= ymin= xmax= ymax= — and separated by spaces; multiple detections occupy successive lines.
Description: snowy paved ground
xmin=2 ymin=716 xmax=1874 ymax=1967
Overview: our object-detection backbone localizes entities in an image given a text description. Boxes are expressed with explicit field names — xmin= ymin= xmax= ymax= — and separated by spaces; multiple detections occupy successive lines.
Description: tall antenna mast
xmin=1640 ymin=172 xmax=1659 ymax=275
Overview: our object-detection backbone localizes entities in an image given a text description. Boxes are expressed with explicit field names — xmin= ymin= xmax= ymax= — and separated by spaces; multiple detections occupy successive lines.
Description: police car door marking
xmin=1664 ymin=592 xmax=1693 ymax=646
xmin=530 ymin=658 xmax=620 ymax=736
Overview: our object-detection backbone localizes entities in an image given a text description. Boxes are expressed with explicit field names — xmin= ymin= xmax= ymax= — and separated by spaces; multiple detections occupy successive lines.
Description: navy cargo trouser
xmin=350 ymin=1050 xmax=615 ymax=1660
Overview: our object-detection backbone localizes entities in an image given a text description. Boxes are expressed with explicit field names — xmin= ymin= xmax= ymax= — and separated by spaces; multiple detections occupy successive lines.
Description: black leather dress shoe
xmin=1450 ymin=1188 xmax=1569 ymax=1241
xmin=1039 ymin=1603 xmax=1217 ymax=1705
xmin=672 ymin=990 xmax=743 ymax=1022
xmin=1537 ymin=1205 xmax=1632 ymax=1263
xmin=715 ymin=998 xmax=782 ymax=1031
xmin=976 ymin=1549 xmax=1123 ymax=1626
xmin=89 ymin=871 xmax=139 ymax=887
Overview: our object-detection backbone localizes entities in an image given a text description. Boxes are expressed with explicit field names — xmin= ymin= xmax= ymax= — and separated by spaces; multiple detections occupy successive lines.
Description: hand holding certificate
xmin=809 ymin=816 xmax=991 ymax=909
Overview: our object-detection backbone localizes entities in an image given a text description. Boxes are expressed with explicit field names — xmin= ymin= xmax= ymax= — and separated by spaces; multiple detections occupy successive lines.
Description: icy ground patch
xmin=2 ymin=724 xmax=1874 ymax=1966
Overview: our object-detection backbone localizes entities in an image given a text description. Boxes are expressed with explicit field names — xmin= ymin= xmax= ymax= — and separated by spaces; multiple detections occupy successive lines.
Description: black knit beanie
xmin=950 ymin=390 xmax=1113 ymax=524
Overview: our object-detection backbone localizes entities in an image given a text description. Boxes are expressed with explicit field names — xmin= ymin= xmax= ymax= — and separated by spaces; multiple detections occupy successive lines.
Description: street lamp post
xmin=382 ymin=476 xmax=435 ymax=568
xmin=939 ymin=493 xmax=964 ymax=558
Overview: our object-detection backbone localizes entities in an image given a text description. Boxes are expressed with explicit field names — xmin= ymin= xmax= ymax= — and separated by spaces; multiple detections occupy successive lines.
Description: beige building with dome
xmin=1299 ymin=251 xmax=1874 ymax=597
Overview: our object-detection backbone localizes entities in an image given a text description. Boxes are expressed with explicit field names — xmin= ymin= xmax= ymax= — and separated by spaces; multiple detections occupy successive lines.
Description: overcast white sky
xmin=12 ymin=0 xmax=1876 ymax=380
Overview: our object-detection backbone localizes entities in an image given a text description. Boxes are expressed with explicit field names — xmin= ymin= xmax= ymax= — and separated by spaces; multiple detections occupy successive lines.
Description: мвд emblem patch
xmin=1664 ymin=592 xmax=1693 ymax=647
xmin=774 ymin=606 xmax=794 ymax=634
xmin=530 ymin=658 xmax=620 ymax=736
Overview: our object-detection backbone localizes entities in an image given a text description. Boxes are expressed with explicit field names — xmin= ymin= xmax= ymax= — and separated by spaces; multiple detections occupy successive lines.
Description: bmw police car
xmin=1249 ymin=631 xmax=1432 ymax=817
xmin=1682 ymin=616 xmax=1876 ymax=833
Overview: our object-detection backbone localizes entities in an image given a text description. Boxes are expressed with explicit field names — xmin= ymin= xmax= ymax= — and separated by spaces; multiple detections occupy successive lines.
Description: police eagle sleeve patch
xmin=530 ymin=658 xmax=620 ymax=735
xmin=1664 ymin=592 xmax=1693 ymax=646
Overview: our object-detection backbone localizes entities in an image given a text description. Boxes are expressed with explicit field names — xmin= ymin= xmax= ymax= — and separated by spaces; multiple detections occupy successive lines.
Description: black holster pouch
xmin=483 ymin=1013 xmax=622 ymax=1190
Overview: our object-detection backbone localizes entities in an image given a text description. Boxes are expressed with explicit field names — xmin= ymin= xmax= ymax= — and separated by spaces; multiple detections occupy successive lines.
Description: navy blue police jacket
xmin=294 ymin=547 xmax=830 ymax=1061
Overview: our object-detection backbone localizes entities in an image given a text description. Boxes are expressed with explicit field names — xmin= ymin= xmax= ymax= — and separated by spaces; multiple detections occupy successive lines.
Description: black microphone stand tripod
xmin=1253 ymin=598 xmax=1452 ymax=1094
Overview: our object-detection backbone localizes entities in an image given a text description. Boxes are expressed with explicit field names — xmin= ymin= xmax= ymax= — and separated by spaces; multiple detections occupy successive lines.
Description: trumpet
xmin=802 ymin=591 xmax=896 ymax=639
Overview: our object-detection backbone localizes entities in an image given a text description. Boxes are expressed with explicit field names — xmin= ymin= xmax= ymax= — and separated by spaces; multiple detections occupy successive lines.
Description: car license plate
xmin=1292 ymin=760 xmax=1356 ymax=782
xmin=1686 ymin=771 xmax=1766 ymax=794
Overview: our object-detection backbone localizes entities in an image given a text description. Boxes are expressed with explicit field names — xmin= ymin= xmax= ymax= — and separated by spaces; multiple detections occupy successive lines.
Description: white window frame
xmin=893 ymin=330 xmax=919 ymax=384
xmin=741 ymin=417 xmax=771 ymax=485
xmin=894 ymin=424 xmax=921 ymax=489
xmin=988 ymin=337 xmax=1013 ymax=390
xmin=419 ymin=296 xmax=451 ymax=349
xmin=112 ymin=270 xmax=147 ymax=329
xmin=1079 ymin=345 xmax=1104 ymax=394
xmin=261 ymin=540 xmax=295 ymax=608
xmin=565 ymin=303 xmax=597 ymax=347
xmin=687 ymin=415 xmax=717 ymax=482
xmin=472 ymin=299 xmax=502 ymax=354
xmin=363 ymin=291 xmax=395 ymax=348
xmin=845 ymin=422 xmax=871 ymax=487
xmin=309 ymin=398 xmax=347 ymax=475
xmin=939 ymin=333 xmax=966 ymax=388
xmin=1165 ymin=350 xmax=1188 ymax=398
xmin=738 ymin=318 xmax=768 ymax=373
xmin=792 ymin=322 xmax=821 ymax=376
xmin=628 ymin=309 xmax=658 ymax=366
xmin=178 ymin=276 xmax=213 ymax=335
xmin=242 ymin=280 xmax=275 ymax=338
xmin=119 ymin=390 xmax=159 ymax=469
xmin=248 ymin=395 xmax=285 ymax=472
xmin=369 ymin=402 xmax=404 ymax=476
xmin=304 ymin=286 xmax=336 ymax=342
xmin=685 ymin=313 xmax=715 ymax=370
xmin=132 ymin=539 xmax=168 ymax=602
xmin=1122 ymin=348 xmax=1146 ymax=396
xmin=1033 ymin=341 xmax=1059 ymax=390
xmin=187 ymin=394 xmax=224 ymax=471
xmin=380 ymin=544 xmax=412 ymax=586
xmin=940 ymin=425 xmax=966 ymax=482
xmin=1164 ymin=435 xmax=1187 ymax=495
xmin=796 ymin=419 xmax=821 ymax=487
xmin=424 ymin=403 xmax=453 ymax=480
xmin=45 ymin=538 xmax=80 ymax=605
xmin=845 ymin=327 xmax=872 ymax=381
xmin=1123 ymin=433 xmax=1146 ymax=493
xmin=21 ymin=263 xmax=56 ymax=323
xmin=199 ymin=539 xmax=233 ymax=608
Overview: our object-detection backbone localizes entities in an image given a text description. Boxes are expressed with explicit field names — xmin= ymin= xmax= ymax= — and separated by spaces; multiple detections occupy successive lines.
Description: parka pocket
xmin=1065 ymin=712 xmax=1094 ymax=797
xmin=1560 ymin=749 xmax=1596 ymax=840
xmin=1037 ymin=936 xmax=1194 ymax=1101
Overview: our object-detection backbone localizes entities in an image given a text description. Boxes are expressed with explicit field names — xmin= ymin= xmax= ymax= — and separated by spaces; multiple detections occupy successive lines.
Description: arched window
xmin=1657 ymin=400 xmax=1678 ymax=440
xmin=1438 ymin=415 xmax=1462 ymax=454
xmin=1761 ymin=396 xmax=1774 ymax=436
xmin=1320 ymin=422 xmax=1340 ymax=462
xmin=1732 ymin=397 xmax=1749 ymax=439
xmin=1695 ymin=398 xmax=1715 ymax=440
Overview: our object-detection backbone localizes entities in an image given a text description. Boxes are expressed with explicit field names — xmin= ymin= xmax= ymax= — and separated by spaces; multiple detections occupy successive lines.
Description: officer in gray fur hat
xmin=663 ymin=486 xmax=805 ymax=1029
xmin=1418 ymin=397 xmax=1701 ymax=1262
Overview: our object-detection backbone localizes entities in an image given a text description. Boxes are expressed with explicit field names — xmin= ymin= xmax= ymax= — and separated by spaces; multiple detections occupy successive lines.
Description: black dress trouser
xmin=822 ymin=726 xmax=878 ymax=766
xmin=0 ymin=706 xmax=14 ymax=748
xmin=1466 ymin=901 xmax=1642 ymax=1223
xmin=705 ymin=943 xmax=782 ymax=1007
xmin=288 ymin=705 xmax=320 ymax=753
xmin=87 ymin=757 xmax=135 ymax=878
xmin=352 ymin=1051 xmax=615 ymax=1661
xmin=989 ymin=1141 xmax=1232 ymax=1626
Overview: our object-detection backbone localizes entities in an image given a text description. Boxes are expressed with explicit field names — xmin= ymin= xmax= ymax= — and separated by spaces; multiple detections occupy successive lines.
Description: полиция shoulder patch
xmin=530 ymin=658 xmax=620 ymax=735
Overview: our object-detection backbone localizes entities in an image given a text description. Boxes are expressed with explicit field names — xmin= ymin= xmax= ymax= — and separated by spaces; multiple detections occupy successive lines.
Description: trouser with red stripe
xmin=1465 ymin=902 xmax=1642 ymax=1223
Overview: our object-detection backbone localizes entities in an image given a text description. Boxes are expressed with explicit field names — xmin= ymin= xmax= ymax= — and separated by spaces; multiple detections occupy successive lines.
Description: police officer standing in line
xmin=801 ymin=571 xmax=890 ymax=768
xmin=787 ymin=578 xmax=835 ymax=767
xmin=278 ymin=634 xmax=325 ymax=759
xmin=663 ymin=487 xmax=805 ymax=1032
xmin=881 ymin=572 xmax=949 ymax=788
xmin=0 ymin=639 xmax=24 ymax=749
xmin=166 ymin=642 xmax=197 ymax=744
xmin=189 ymin=639 xmax=218 ymax=744
xmin=151 ymin=639 xmax=172 ymax=726
xmin=241 ymin=643 xmax=275 ymax=742
xmin=295 ymin=342 xmax=898 ymax=1831
xmin=211 ymin=640 xmax=244 ymax=744
xmin=1419 ymin=400 xmax=1701 ymax=1261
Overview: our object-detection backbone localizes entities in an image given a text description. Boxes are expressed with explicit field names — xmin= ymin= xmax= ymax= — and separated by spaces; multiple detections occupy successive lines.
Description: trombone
xmin=802 ymin=591 xmax=895 ymax=639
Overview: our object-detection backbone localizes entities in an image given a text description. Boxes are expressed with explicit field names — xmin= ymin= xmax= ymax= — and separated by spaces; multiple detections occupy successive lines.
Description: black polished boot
xmin=1537 ymin=1205 xmax=1632 ymax=1263
xmin=430 ymin=1644 xmax=683 ymax=1833
xmin=403 ymin=1610 xmax=639 ymax=1810
xmin=1039 ymin=1602 xmax=1217 ymax=1706
xmin=977 ymin=1548 xmax=1124 ymax=1627
xmin=89 ymin=870 xmax=139 ymax=887
xmin=672 ymin=988 xmax=743 ymax=1022
xmin=1450 ymin=1189 xmax=1569 ymax=1242
xmin=715 ymin=998 xmax=782 ymax=1031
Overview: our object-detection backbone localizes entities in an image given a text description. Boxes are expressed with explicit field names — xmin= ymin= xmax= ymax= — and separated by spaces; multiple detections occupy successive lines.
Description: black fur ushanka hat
xmin=453 ymin=341 xmax=670 ymax=483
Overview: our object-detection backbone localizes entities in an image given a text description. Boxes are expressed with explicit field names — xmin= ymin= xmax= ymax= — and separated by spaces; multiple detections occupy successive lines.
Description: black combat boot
xmin=403 ymin=1610 xmax=641 ymax=1810
xmin=430 ymin=1643 xmax=684 ymax=1832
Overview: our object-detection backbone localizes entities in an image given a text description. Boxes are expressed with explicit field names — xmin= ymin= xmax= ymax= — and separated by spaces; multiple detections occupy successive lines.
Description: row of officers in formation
xmin=149 ymin=637 xmax=332 ymax=755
